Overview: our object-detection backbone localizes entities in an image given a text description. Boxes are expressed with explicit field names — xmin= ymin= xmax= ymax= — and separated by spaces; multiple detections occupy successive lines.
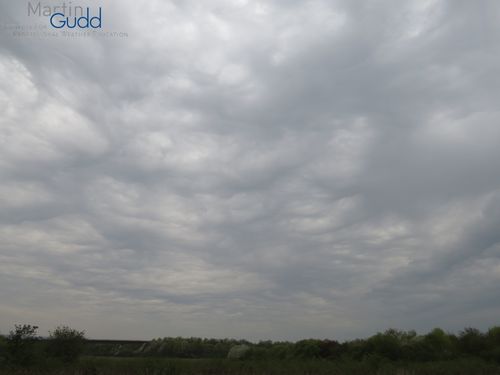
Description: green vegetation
xmin=0 ymin=356 xmax=499 ymax=375
xmin=227 ymin=344 xmax=251 ymax=359
xmin=81 ymin=326 xmax=500 ymax=363
xmin=1 ymin=324 xmax=500 ymax=374
xmin=0 ymin=324 xmax=86 ymax=368
xmin=4 ymin=325 xmax=40 ymax=366
xmin=83 ymin=337 xmax=251 ymax=358
xmin=45 ymin=326 xmax=86 ymax=363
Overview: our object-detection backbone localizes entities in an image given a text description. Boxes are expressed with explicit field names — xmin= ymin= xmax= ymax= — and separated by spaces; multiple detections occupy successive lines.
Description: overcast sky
xmin=0 ymin=0 xmax=499 ymax=341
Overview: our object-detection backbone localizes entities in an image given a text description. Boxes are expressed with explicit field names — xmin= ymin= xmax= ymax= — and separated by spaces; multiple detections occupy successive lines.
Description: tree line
xmin=1 ymin=324 xmax=500 ymax=367
xmin=94 ymin=327 xmax=499 ymax=362
xmin=0 ymin=324 xmax=85 ymax=366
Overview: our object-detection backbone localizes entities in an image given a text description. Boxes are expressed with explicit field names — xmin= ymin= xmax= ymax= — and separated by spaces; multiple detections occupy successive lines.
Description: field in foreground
xmin=1 ymin=357 xmax=500 ymax=375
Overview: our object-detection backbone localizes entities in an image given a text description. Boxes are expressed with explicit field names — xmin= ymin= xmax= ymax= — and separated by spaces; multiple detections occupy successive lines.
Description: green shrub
xmin=0 ymin=334 xmax=7 ymax=362
xmin=5 ymin=324 xmax=39 ymax=366
xmin=227 ymin=344 xmax=250 ymax=359
xmin=46 ymin=325 xmax=86 ymax=363
xmin=459 ymin=327 xmax=487 ymax=356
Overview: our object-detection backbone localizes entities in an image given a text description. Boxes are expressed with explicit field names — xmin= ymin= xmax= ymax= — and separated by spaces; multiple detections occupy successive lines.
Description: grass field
xmin=1 ymin=357 xmax=500 ymax=375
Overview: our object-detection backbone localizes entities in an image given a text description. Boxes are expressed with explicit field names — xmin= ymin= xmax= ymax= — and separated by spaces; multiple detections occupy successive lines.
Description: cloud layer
xmin=1 ymin=0 xmax=500 ymax=341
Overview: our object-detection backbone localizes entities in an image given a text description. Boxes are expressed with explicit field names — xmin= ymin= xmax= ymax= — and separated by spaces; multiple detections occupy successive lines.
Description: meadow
xmin=1 ymin=357 xmax=500 ymax=375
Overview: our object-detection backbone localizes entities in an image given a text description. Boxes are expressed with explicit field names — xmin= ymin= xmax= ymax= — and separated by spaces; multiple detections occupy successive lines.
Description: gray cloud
xmin=0 ymin=0 xmax=499 ymax=341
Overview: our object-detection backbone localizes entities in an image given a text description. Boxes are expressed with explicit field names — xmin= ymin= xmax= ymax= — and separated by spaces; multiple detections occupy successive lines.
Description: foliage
xmin=46 ymin=326 xmax=86 ymax=363
xmin=2 ymin=323 xmax=500 ymax=372
xmin=366 ymin=329 xmax=404 ymax=360
xmin=458 ymin=327 xmax=487 ymax=357
xmin=0 ymin=334 xmax=7 ymax=363
xmin=292 ymin=339 xmax=323 ymax=359
xmin=1 ymin=357 xmax=500 ymax=375
xmin=227 ymin=344 xmax=251 ymax=359
xmin=91 ymin=325 xmax=496 ymax=363
xmin=5 ymin=324 xmax=39 ymax=366
xmin=84 ymin=337 xmax=253 ymax=359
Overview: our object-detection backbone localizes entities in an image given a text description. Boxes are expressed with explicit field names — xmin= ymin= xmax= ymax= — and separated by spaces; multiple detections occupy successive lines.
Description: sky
xmin=0 ymin=0 xmax=500 ymax=342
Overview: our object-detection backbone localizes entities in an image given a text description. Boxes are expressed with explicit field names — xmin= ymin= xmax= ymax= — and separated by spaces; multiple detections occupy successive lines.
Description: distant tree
xmin=458 ymin=327 xmax=486 ymax=357
xmin=485 ymin=326 xmax=500 ymax=363
xmin=6 ymin=324 xmax=39 ymax=366
xmin=292 ymin=339 xmax=322 ymax=359
xmin=268 ymin=342 xmax=293 ymax=359
xmin=344 ymin=338 xmax=369 ymax=360
xmin=366 ymin=330 xmax=403 ymax=361
xmin=0 ymin=334 xmax=7 ymax=361
xmin=227 ymin=344 xmax=250 ymax=359
xmin=318 ymin=339 xmax=344 ymax=359
xmin=419 ymin=328 xmax=455 ymax=360
xmin=488 ymin=326 xmax=500 ymax=347
xmin=46 ymin=326 xmax=86 ymax=363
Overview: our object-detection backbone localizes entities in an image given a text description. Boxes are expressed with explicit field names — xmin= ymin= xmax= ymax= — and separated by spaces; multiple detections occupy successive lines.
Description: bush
xmin=0 ymin=334 xmax=7 ymax=362
xmin=227 ymin=344 xmax=250 ymax=359
xmin=458 ymin=327 xmax=486 ymax=356
xmin=292 ymin=339 xmax=322 ymax=359
xmin=366 ymin=330 xmax=402 ymax=361
xmin=6 ymin=324 xmax=39 ymax=366
xmin=46 ymin=326 xmax=86 ymax=363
